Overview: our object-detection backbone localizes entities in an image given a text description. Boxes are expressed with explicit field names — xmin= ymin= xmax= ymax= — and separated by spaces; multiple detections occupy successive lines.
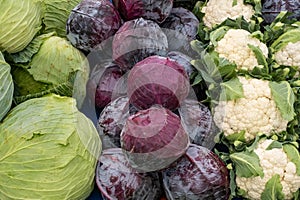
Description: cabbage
xmin=0 ymin=94 xmax=102 ymax=199
xmin=262 ymin=0 xmax=300 ymax=24
xmin=0 ymin=52 xmax=13 ymax=121
xmin=120 ymin=106 xmax=190 ymax=172
xmin=112 ymin=0 xmax=173 ymax=24
xmin=96 ymin=148 xmax=162 ymax=199
xmin=0 ymin=0 xmax=43 ymax=53
xmin=127 ymin=55 xmax=190 ymax=110
xmin=162 ymin=144 xmax=230 ymax=200
xmin=43 ymin=0 xmax=82 ymax=37
xmin=66 ymin=0 xmax=122 ymax=52
xmin=8 ymin=33 xmax=89 ymax=107
xmin=112 ymin=18 xmax=168 ymax=70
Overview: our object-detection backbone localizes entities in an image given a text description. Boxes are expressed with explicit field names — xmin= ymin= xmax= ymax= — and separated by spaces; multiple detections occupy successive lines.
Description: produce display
xmin=0 ymin=0 xmax=300 ymax=200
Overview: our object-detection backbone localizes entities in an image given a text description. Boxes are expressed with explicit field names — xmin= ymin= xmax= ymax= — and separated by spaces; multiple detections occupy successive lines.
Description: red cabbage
xmin=112 ymin=18 xmax=168 ymax=70
xmin=112 ymin=0 xmax=173 ymax=24
xmin=162 ymin=144 xmax=230 ymax=200
xmin=120 ymin=106 xmax=190 ymax=172
xmin=127 ymin=55 xmax=190 ymax=110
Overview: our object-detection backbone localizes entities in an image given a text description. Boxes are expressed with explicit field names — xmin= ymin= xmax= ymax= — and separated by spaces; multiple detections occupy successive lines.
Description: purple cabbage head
xmin=112 ymin=0 xmax=174 ymax=23
xmin=96 ymin=148 xmax=162 ymax=200
xmin=97 ymin=96 xmax=130 ymax=148
xmin=66 ymin=0 xmax=122 ymax=52
xmin=167 ymin=51 xmax=195 ymax=78
xmin=87 ymin=61 xmax=124 ymax=112
xmin=120 ymin=106 xmax=190 ymax=172
xmin=160 ymin=7 xmax=199 ymax=55
xmin=162 ymin=144 xmax=230 ymax=200
xmin=127 ymin=55 xmax=190 ymax=111
xmin=112 ymin=18 xmax=168 ymax=70
xmin=179 ymin=99 xmax=218 ymax=149
xmin=262 ymin=0 xmax=300 ymax=24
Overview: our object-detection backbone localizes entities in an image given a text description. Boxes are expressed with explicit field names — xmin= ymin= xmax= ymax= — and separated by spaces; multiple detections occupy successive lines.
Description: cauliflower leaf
xmin=261 ymin=174 xmax=285 ymax=200
xmin=283 ymin=144 xmax=300 ymax=176
xmin=269 ymin=81 xmax=295 ymax=121
xmin=220 ymin=77 xmax=244 ymax=101
xmin=230 ymin=150 xmax=264 ymax=178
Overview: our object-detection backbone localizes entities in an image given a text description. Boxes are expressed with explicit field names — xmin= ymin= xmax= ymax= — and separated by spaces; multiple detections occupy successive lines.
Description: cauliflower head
xmin=213 ymin=76 xmax=288 ymax=141
xmin=236 ymin=139 xmax=300 ymax=200
xmin=215 ymin=29 xmax=269 ymax=71
xmin=274 ymin=41 xmax=300 ymax=69
xmin=201 ymin=0 xmax=255 ymax=29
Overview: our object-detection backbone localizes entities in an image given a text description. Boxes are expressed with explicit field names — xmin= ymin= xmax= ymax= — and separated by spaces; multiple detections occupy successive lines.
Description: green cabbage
xmin=0 ymin=0 xmax=43 ymax=53
xmin=0 ymin=52 xmax=13 ymax=122
xmin=43 ymin=0 xmax=81 ymax=37
xmin=9 ymin=33 xmax=89 ymax=107
xmin=0 ymin=94 xmax=102 ymax=199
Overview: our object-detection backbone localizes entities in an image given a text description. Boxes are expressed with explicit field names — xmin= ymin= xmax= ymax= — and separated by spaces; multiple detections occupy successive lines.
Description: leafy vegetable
xmin=127 ymin=55 xmax=190 ymax=111
xmin=10 ymin=35 xmax=89 ymax=107
xmin=43 ymin=0 xmax=82 ymax=37
xmin=112 ymin=18 xmax=168 ymax=70
xmin=229 ymin=150 xmax=264 ymax=178
xmin=0 ymin=94 xmax=102 ymax=199
xmin=162 ymin=144 xmax=230 ymax=200
xmin=66 ymin=0 xmax=122 ymax=52
xmin=248 ymin=43 xmax=268 ymax=68
xmin=269 ymin=81 xmax=295 ymax=121
xmin=262 ymin=0 xmax=300 ymax=24
xmin=112 ymin=0 xmax=173 ymax=23
xmin=96 ymin=148 xmax=162 ymax=200
xmin=220 ymin=77 xmax=244 ymax=101
xmin=0 ymin=52 xmax=13 ymax=121
xmin=261 ymin=174 xmax=285 ymax=200
xmin=0 ymin=0 xmax=43 ymax=53
xmin=270 ymin=28 xmax=300 ymax=52
xmin=120 ymin=106 xmax=190 ymax=172
xmin=160 ymin=7 xmax=199 ymax=54
xmin=283 ymin=143 xmax=300 ymax=176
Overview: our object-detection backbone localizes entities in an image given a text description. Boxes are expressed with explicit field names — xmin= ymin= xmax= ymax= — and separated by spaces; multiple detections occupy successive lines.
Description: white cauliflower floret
xmin=274 ymin=41 xmax=300 ymax=68
xmin=215 ymin=29 xmax=269 ymax=71
xmin=213 ymin=76 xmax=288 ymax=141
xmin=236 ymin=139 xmax=300 ymax=200
xmin=202 ymin=0 xmax=254 ymax=29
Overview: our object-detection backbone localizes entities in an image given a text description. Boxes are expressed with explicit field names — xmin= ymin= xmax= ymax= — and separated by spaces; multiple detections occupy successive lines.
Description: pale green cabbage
xmin=0 ymin=0 xmax=43 ymax=53
xmin=0 ymin=52 xmax=13 ymax=121
xmin=43 ymin=0 xmax=81 ymax=37
xmin=9 ymin=33 xmax=89 ymax=107
xmin=0 ymin=94 xmax=102 ymax=199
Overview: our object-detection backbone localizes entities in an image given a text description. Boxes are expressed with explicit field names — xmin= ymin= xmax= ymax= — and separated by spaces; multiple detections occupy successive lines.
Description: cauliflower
xmin=215 ymin=29 xmax=269 ymax=71
xmin=235 ymin=139 xmax=300 ymax=200
xmin=274 ymin=41 xmax=300 ymax=68
xmin=213 ymin=76 xmax=288 ymax=141
xmin=201 ymin=0 xmax=255 ymax=29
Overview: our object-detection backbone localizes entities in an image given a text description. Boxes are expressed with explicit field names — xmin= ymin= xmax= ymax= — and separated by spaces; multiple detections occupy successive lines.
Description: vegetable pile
xmin=0 ymin=0 xmax=300 ymax=200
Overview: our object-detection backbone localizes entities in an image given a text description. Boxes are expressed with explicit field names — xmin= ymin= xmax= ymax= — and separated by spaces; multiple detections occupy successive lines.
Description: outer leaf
xmin=230 ymin=150 xmax=264 ymax=178
xmin=0 ymin=52 xmax=13 ymax=121
xmin=266 ymin=141 xmax=283 ymax=150
xmin=209 ymin=26 xmax=230 ymax=46
xmin=220 ymin=77 xmax=244 ymax=101
xmin=225 ymin=131 xmax=246 ymax=143
xmin=5 ymin=32 xmax=54 ymax=64
xmin=43 ymin=0 xmax=81 ymax=37
xmin=269 ymin=81 xmax=295 ymax=121
xmin=271 ymin=28 xmax=300 ymax=52
xmin=283 ymin=144 xmax=300 ymax=176
xmin=12 ymin=36 xmax=89 ymax=107
xmin=0 ymin=94 xmax=102 ymax=200
xmin=0 ymin=0 xmax=43 ymax=53
xmin=261 ymin=174 xmax=285 ymax=200
xmin=248 ymin=44 xmax=268 ymax=68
